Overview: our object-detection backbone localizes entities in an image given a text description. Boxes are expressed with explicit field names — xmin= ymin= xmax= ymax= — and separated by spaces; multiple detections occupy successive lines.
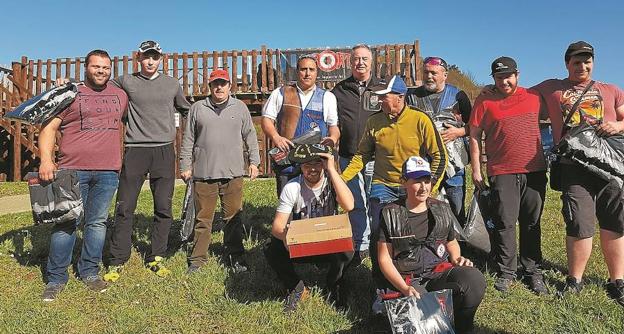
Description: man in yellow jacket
xmin=341 ymin=74 xmax=447 ymax=294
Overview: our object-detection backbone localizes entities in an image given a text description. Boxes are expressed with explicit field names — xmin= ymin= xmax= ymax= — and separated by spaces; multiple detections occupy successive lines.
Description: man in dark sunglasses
xmin=406 ymin=56 xmax=472 ymax=226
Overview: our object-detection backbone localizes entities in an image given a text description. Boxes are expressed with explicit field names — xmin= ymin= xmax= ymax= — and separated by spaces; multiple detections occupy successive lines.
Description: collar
xmin=296 ymin=83 xmax=316 ymax=95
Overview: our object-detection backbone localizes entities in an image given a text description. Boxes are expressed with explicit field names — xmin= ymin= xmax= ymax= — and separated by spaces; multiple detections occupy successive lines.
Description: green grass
xmin=0 ymin=182 xmax=28 ymax=197
xmin=0 ymin=178 xmax=622 ymax=333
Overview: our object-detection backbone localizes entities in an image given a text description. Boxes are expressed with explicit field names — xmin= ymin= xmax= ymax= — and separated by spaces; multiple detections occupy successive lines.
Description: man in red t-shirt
xmin=469 ymin=57 xmax=548 ymax=295
xmin=38 ymin=50 xmax=128 ymax=302
xmin=533 ymin=41 xmax=624 ymax=306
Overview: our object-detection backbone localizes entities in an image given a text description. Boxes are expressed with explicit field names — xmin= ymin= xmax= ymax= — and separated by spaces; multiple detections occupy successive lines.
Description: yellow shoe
xmin=103 ymin=265 xmax=123 ymax=282
xmin=147 ymin=256 xmax=171 ymax=278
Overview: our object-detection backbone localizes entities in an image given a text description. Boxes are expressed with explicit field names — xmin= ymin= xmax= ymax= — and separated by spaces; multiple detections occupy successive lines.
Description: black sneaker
xmin=564 ymin=276 xmax=584 ymax=294
xmin=605 ymin=279 xmax=624 ymax=307
xmin=494 ymin=277 xmax=513 ymax=292
xmin=42 ymin=283 xmax=65 ymax=302
xmin=350 ymin=249 xmax=370 ymax=267
xmin=82 ymin=276 xmax=108 ymax=293
xmin=526 ymin=275 xmax=548 ymax=295
xmin=283 ymin=280 xmax=309 ymax=312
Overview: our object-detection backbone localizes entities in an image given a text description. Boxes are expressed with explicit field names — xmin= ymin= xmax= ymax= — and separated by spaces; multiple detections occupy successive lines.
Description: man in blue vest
xmin=406 ymin=56 xmax=472 ymax=225
xmin=261 ymin=56 xmax=340 ymax=196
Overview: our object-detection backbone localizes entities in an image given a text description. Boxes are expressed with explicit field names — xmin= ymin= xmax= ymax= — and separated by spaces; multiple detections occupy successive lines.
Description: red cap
xmin=209 ymin=69 xmax=230 ymax=83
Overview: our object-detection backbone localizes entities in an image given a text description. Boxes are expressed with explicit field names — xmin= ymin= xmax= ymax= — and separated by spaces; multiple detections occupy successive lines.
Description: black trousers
xmin=273 ymin=164 xmax=300 ymax=198
xmin=415 ymin=266 xmax=486 ymax=334
xmin=108 ymin=144 xmax=176 ymax=265
xmin=264 ymin=236 xmax=354 ymax=291
xmin=489 ymin=171 xmax=547 ymax=278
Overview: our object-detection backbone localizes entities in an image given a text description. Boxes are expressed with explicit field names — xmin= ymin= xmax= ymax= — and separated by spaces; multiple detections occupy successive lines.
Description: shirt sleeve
xmin=469 ymin=99 xmax=486 ymax=128
xmin=323 ymin=91 xmax=339 ymax=126
xmin=262 ymin=88 xmax=283 ymax=120
xmin=276 ymin=182 xmax=300 ymax=214
xmin=174 ymin=85 xmax=191 ymax=116
xmin=179 ymin=105 xmax=196 ymax=172
xmin=378 ymin=213 xmax=390 ymax=243
xmin=456 ymin=90 xmax=472 ymax=124
xmin=240 ymin=102 xmax=261 ymax=166
xmin=341 ymin=120 xmax=374 ymax=181
xmin=418 ymin=115 xmax=448 ymax=192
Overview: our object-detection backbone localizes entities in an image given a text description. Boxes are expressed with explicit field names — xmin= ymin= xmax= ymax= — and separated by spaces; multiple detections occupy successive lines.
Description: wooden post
xmin=202 ymin=51 xmax=208 ymax=94
xmin=251 ymin=50 xmax=258 ymax=92
xmin=162 ymin=54 xmax=169 ymax=76
xmin=36 ymin=59 xmax=42 ymax=95
xmin=45 ymin=59 xmax=52 ymax=90
xmin=241 ymin=50 xmax=249 ymax=92
xmin=182 ymin=52 xmax=189 ymax=96
xmin=113 ymin=56 xmax=119 ymax=78
xmin=192 ymin=52 xmax=199 ymax=96
xmin=385 ymin=45 xmax=391 ymax=77
xmin=27 ymin=60 xmax=34 ymax=98
xmin=222 ymin=51 xmax=229 ymax=73
xmin=212 ymin=51 xmax=218 ymax=71
xmin=394 ymin=45 xmax=401 ymax=75
xmin=267 ymin=49 xmax=275 ymax=91
xmin=132 ymin=52 xmax=139 ymax=73
xmin=414 ymin=40 xmax=421 ymax=84
xmin=65 ymin=58 xmax=71 ymax=80
xmin=75 ymin=57 xmax=81 ymax=83
xmin=261 ymin=46 xmax=268 ymax=93
xmin=231 ymin=50 xmax=238 ymax=93
xmin=275 ymin=49 xmax=282 ymax=86
xmin=404 ymin=44 xmax=412 ymax=86
xmin=172 ymin=53 xmax=179 ymax=80
xmin=122 ymin=56 xmax=129 ymax=75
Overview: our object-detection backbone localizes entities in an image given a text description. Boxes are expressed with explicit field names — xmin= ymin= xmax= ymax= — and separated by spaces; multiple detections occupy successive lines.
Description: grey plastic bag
xmin=385 ymin=289 xmax=455 ymax=334
xmin=180 ymin=179 xmax=195 ymax=242
xmin=4 ymin=83 xmax=79 ymax=124
xmin=26 ymin=170 xmax=83 ymax=225
xmin=461 ymin=190 xmax=492 ymax=254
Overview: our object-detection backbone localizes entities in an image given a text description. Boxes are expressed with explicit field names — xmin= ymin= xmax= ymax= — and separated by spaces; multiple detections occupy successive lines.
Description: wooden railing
xmin=0 ymin=41 xmax=422 ymax=181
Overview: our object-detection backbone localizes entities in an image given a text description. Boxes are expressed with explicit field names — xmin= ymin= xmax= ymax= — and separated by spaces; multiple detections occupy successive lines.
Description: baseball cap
xmin=490 ymin=56 xmax=518 ymax=76
xmin=209 ymin=69 xmax=230 ymax=83
xmin=138 ymin=40 xmax=162 ymax=54
xmin=565 ymin=41 xmax=594 ymax=58
xmin=402 ymin=156 xmax=431 ymax=180
xmin=371 ymin=75 xmax=407 ymax=95
xmin=288 ymin=144 xmax=334 ymax=164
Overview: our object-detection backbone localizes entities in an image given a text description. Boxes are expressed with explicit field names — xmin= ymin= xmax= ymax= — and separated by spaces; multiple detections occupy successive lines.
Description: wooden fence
xmin=0 ymin=41 xmax=422 ymax=181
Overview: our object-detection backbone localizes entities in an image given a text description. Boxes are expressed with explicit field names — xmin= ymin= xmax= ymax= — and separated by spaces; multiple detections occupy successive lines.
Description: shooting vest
xmin=381 ymin=199 xmax=456 ymax=280
xmin=411 ymin=84 xmax=460 ymax=117
xmin=276 ymin=84 xmax=328 ymax=140
xmin=291 ymin=177 xmax=336 ymax=220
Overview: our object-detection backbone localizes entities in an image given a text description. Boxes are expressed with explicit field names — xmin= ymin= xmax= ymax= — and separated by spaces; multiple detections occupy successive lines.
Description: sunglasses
xmin=424 ymin=57 xmax=448 ymax=69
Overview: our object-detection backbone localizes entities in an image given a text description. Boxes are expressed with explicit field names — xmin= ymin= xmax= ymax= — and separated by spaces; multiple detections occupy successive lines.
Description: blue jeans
xmin=46 ymin=170 xmax=119 ymax=284
xmin=339 ymin=157 xmax=373 ymax=252
xmin=444 ymin=170 xmax=466 ymax=226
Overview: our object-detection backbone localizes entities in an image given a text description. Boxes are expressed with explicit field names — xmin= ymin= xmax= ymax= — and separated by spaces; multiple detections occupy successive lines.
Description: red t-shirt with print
xmin=470 ymin=87 xmax=546 ymax=176
xmin=57 ymin=84 xmax=128 ymax=170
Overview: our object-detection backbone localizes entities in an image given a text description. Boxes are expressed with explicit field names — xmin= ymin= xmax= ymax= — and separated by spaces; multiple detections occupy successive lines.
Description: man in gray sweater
xmin=180 ymin=69 xmax=260 ymax=273
xmin=105 ymin=40 xmax=191 ymax=281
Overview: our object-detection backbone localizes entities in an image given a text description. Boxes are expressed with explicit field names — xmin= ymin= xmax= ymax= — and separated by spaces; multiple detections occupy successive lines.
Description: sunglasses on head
xmin=424 ymin=57 xmax=448 ymax=69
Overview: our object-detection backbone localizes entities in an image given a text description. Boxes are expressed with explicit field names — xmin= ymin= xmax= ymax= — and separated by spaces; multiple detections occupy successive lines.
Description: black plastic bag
xmin=461 ymin=190 xmax=492 ymax=254
xmin=3 ymin=83 xmax=79 ymax=124
xmin=554 ymin=123 xmax=624 ymax=188
xmin=180 ymin=179 xmax=195 ymax=242
xmin=385 ymin=289 xmax=455 ymax=334
xmin=26 ymin=170 xmax=83 ymax=225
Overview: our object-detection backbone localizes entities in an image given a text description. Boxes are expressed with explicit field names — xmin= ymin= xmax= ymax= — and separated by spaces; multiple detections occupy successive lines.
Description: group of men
xmin=37 ymin=39 xmax=623 ymax=328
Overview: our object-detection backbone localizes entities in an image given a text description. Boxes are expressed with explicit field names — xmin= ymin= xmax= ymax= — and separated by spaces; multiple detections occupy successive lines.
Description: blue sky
xmin=3 ymin=0 xmax=622 ymax=88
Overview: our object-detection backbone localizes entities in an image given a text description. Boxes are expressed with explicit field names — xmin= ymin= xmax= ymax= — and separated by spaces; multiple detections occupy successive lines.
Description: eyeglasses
xmin=424 ymin=57 xmax=448 ymax=70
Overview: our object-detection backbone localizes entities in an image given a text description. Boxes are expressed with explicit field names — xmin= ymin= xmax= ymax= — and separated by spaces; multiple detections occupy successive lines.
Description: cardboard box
xmin=286 ymin=213 xmax=354 ymax=258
